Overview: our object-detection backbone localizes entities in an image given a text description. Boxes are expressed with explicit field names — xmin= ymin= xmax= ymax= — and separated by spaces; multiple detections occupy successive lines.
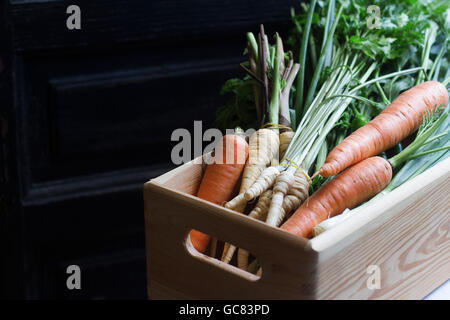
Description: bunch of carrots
xmin=187 ymin=0 xmax=450 ymax=273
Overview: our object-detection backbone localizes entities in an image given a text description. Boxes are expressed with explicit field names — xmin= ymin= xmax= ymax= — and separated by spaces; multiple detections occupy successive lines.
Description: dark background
xmin=0 ymin=0 xmax=297 ymax=299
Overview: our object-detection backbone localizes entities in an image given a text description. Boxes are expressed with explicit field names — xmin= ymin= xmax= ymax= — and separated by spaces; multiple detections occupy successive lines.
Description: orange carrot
xmin=189 ymin=134 xmax=249 ymax=253
xmin=318 ymin=81 xmax=449 ymax=178
xmin=281 ymin=156 xmax=392 ymax=238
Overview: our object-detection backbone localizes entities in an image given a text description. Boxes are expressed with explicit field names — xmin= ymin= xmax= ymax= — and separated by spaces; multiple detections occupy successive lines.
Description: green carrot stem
xmin=407 ymin=146 xmax=450 ymax=160
xmin=323 ymin=0 xmax=335 ymax=68
xmin=314 ymin=139 xmax=328 ymax=173
xmin=432 ymin=57 xmax=443 ymax=81
xmin=325 ymin=93 xmax=382 ymax=109
xmin=350 ymin=67 xmax=423 ymax=94
xmin=375 ymin=70 xmax=390 ymax=105
xmin=299 ymin=2 xmax=318 ymax=69
xmin=388 ymin=73 xmax=400 ymax=102
xmin=303 ymin=5 xmax=343 ymax=117
xmin=291 ymin=8 xmax=302 ymax=33
xmin=301 ymin=58 xmax=376 ymax=170
xmin=429 ymin=39 xmax=446 ymax=80
xmin=423 ymin=131 xmax=448 ymax=145
xmin=322 ymin=0 xmax=335 ymax=50
xmin=294 ymin=0 xmax=317 ymax=124
xmin=416 ymin=26 xmax=436 ymax=85
xmin=392 ymin=143 xmax=403 ymax=155
xmin=442 ymin=77 xmax=450 ymax=87
xmin=388 ymin=112 xmax=448 ymax=168
xmin=309 ymin=33 xmax=318 ymax=70
xmin=405 ymin=151 xmax=449 ymax=182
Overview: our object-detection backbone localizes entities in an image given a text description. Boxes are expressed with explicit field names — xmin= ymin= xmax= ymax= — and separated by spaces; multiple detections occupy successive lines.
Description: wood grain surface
xmin=313 ymin=158 xmax=449 ymax=299
xmin=144 ymin=157 xmax=450 ymax=299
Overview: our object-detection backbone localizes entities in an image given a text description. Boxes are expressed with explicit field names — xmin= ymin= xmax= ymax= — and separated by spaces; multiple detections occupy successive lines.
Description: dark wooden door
xmin=0 ymin=0 xmax=297 ymax=299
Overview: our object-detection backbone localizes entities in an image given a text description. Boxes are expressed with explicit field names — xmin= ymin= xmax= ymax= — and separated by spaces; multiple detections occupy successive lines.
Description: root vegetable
xmin=281 ymin=156 xmax=392 ymax=238
xmin=236 ymin=190 xmax=272 ymax=270
xmin=220 ymin=128 xmax=279 ymax=263
xmin=318 ymin=81 xmax=449 ymax=178
xmin=265 ymin=171 xmax=295 ymax=226
xmin=189 ymin=134 xmax=249 ymax=253
xmin=244 ymin=166 xmax=279 ymax=201
xmin=266 ymin=168 xmax=309 ymax=226
xmin=284 ymin=108 xmax=448 ymax=238
xmin=279 ymin=131 xmax=295 ymax=159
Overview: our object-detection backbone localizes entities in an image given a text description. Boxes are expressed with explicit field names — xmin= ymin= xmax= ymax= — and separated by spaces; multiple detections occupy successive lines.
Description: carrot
xmin=318 ymin=81 xmax=449 ymax=178
xmin=281 ymin=156 xmax=392 ymax=238
xmin=314 ymin=111 xmax=450 ymax=236
xmin=282 ymin=108 xmax=449 ymax=238
xmin=189 ymin=134 xmax=249 ymax=253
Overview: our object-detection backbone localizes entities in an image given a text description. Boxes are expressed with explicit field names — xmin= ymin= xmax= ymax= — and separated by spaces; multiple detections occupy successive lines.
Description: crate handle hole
xmin=185 ymin=229 xmax=263 ymax=281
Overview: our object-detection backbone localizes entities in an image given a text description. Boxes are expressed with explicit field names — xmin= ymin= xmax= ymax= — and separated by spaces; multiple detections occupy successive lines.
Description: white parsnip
xmin=237 ymin=190 xmax=273 ymax=270
xmin=270 ymin=169 xmax=310 ymax=226
xmin=237 ymin=182 xmax=308 ymax=270
xmin=224 ymin=193 xmax=246 ymax=210
xmin=242 ymin=129 xmax=280 ymax=189
xmin=221 ymin=128 xmax=279 ymax=263
xmin=279 ymin=131 xmax=294 ymax=159
xmin=266 ymin=171 xmax=295 ymax=226
xmin=244 ymin=166 xmax=279 ymax=200
xmin=237 ymin=249 xmax=252 ymax=271
xmin=248 ymin=190 xmax=273 ymax=220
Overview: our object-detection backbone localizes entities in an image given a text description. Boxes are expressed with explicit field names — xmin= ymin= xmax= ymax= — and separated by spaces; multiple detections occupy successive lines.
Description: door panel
xmin=2 ymin=0 xmax=298 ymax=298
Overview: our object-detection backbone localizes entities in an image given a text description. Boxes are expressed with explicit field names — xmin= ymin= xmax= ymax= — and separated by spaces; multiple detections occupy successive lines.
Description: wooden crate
xmin=143 ymin=156 xmax=450 ymax=299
